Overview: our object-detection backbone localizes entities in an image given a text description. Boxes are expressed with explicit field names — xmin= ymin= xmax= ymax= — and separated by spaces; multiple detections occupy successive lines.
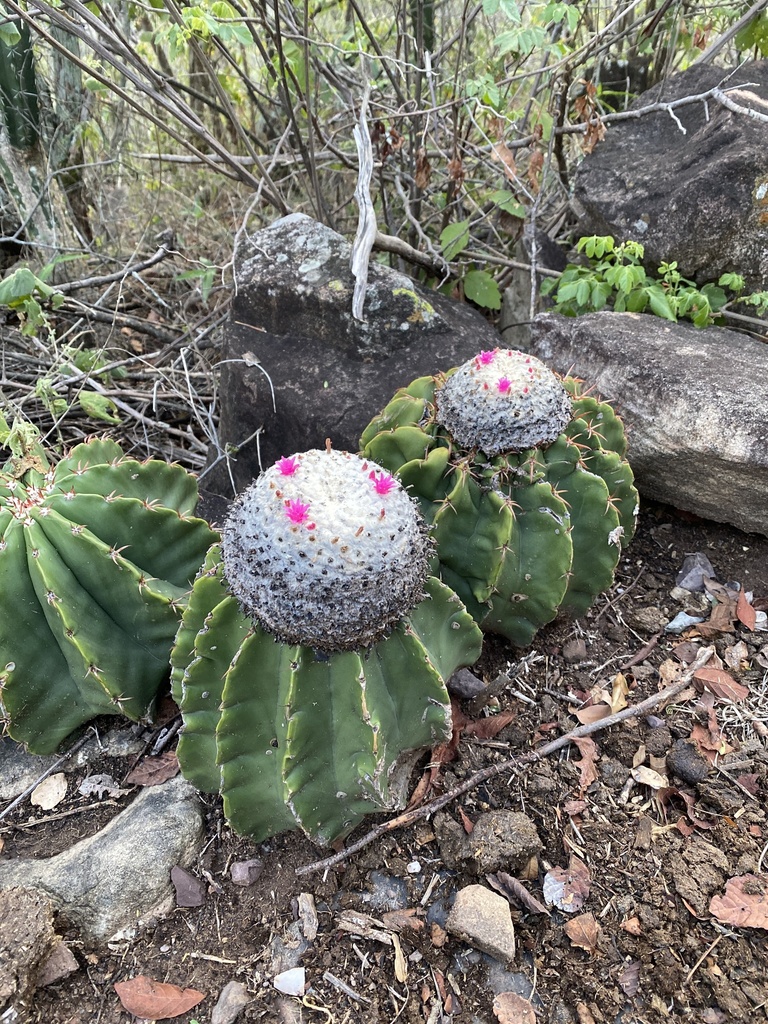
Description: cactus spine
xmin=0 ymin=432 xmax=217 ymax=753
xmin=171 ymin=449 xmax=482 ymax=846
xmin=361 ymin=349 xmax=638 ymax=647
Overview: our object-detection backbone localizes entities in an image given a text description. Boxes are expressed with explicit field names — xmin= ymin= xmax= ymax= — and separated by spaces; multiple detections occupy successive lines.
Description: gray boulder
xmin=529 ymin=311 xmax=768 ymax=537
xmin=0 ymin=776 xmax=204 ymax=943
xmin=210 ymin=213 xmax=500 ymax=493
xmin=572 ymin=61 xmax=768 ymax=290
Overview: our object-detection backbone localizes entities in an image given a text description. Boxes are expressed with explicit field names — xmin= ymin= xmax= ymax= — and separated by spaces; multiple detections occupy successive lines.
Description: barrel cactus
xmin=360 ymin=348 xmax=638 ymax=647
xmin=0 ymin=429 xmax=217 ymax=753
xmin=171 ymin=448 xmax=482 ymax=846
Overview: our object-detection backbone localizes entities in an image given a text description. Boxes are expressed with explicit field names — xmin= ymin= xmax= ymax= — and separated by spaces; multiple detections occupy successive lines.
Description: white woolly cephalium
xmin=221 ymin=449 xmax=430 ymax=652
xmin=435 ymin=349 xmax=572 ymax=455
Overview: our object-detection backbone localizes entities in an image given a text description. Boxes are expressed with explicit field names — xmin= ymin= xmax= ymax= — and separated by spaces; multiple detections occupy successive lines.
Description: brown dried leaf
xmin=414 ymin=147 xmax=432 ymax=190
xmin=736 ymin=773 xmax=760 ymax=796
xmin=448 ymin=157 xmax=465 ymax=189
xmin=574 ymin=703 xmax=611 ymax=725
xmin=486 ymin=871 xmax=550 ymax=916
xmin=542 ymin=856 xmax=591 ymax=912
xmin=564 ymin=912 xmax=601 ymax=953
xmin=491 ymin=141 xmax=517 ymax=181
xmin=30 ymin=773 xmax=67 ymax=810
xmin=620 ymin=916 xmax=642 ymax=936
xmin=709 ymin=874 xmax=768 ymax=929
xmin=124 ymin=751 xmax=180 ymax=787
xmin=382 ymin=908 xmax=424 ymax=933
xmin=493 ymin=991 xmax=537 ymax=1024
xmin=619 ymin=960 xmax=641 ymax=997
xmin=458 ymin=806 xmax=475 ymax=834
xmin=527 ymin=149 xmax=544 ymax=192
xmin=114 ymin=976 xmax=205 ymax=1019
xmin=572 ymin=736 xmax=599 ymax=795
xmin=693 ymin=667 xmax=749 ymax=702
xmin=631 ymin=765 xmax=668 ymax=790
xmin=463 ymin=710 xmax=516 ymax=739
xmin=736 ymin=590 xmax=757 ymax=631
xmin=392 ymin=933 xmax=408 ymax=983
xmin=610 ymin=673 xmax=630 ymax=713
xmin=672 ymin=642 xmax=700 ymax=665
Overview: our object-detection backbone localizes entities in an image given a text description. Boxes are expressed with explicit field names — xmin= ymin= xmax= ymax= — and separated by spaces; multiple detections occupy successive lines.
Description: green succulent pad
xmin=0 ymin=435 xmax=217 ymax=753
xmin=360 ymin=349 xmax=638 ymax=646
xmin=172 ymin=448 xmax=483 ymax=846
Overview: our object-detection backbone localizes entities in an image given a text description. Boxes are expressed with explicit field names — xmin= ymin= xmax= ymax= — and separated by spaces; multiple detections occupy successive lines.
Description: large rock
xmin=572 ymin=61 xmax=768 ymax=290
xmin=0 ymin=776 xmax=203 ymax=943
xmin=528 ymin=311 xmax=768 ymax=537
xmin=210 ymin=213 xmax=499 ymax=493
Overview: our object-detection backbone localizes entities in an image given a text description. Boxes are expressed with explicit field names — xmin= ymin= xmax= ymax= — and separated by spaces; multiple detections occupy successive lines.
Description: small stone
xmin=230 ymin=858 xmax=263 ymax=887
xmin=0 ymin=888 xmax=57 ymax=1011
xmin=562 ymin=638 xmax=587 ymax=664
xmin=406 ymin=861 xmax=422 ymax=874
xmin=468 ymin=811 xmax=543 ymax=875
xmin=676 ymin=553 xmax=716 ymax=592
xmin=446 ymin=885 xmax=516 ymax=963
xmin=38 ymin=940 xmax=78 ymax=987
xmin=273 ymin=967 xmax=306 ymax=996
xmin=666 ymin=739 xmax=709 ymax=784
xmin=644 ymin=724 xmax=672 ymax=757
xmin=211 ymin=980 xmax=251 ymax=1024
xmin=171 ymin=865 xmax=206 ymax=908
xmin=447 ymin=668 xmax=487 ymax=700
xmin=626 ymin=606 xmax=667 ymax=634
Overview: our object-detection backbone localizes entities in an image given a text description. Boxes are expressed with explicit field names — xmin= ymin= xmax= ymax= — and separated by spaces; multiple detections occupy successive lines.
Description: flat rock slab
xmin=572 ymin=60 xmax=768 ymax=290
xmin=529 ymin=311 xmax=768 ymax=537
xmin=0 ymin=776 xmax=203 ymax=944
xmin=446 ymin=884 xmax=516 ymax=964
xmin=210 ymin=212 xmax=499 ymax=493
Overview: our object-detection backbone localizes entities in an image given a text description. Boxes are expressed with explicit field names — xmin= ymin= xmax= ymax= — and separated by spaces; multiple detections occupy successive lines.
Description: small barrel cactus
xmin=171 ymin=448 xmax=482 ymax=846
xmin=360 ymin=349 xmax=638 ymax=647
xmin=0 ymin=433 xmax=217 ymax=753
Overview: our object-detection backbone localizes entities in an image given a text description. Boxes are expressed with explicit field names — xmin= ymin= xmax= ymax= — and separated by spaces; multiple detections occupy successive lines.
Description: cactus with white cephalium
xmin=171 ymin=449 xmax=482 ymax=846
xmin=0 ymin=432 xmax=217 ymax=753
xmin=360 ymin=349 xmax=638 ymax=647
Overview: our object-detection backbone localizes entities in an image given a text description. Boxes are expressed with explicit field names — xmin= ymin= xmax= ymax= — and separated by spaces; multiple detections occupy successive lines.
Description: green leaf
xmin=77 ymin=392 xmax=121 ymax=424
xmin=463 ymin=270 xmax=501 ymax=310
xmin=440 ymin=220 xmax=470 ymax=262
xmin=489 ymin=190 xmax=526 ymax=218
xmin=646 ymin=286 xmax=676 ymax=320
xmin=736 ymin=12 xmax=768 ymax=56
xmin=0 ymin=23 xmax=21 ymax=47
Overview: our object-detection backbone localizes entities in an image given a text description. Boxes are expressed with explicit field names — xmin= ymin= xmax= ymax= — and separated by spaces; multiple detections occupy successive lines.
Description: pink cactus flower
xmin=369 ymin=470 xmax=396 ymax=495
xmin=277 ymin=456 xmax=300 ymax=476
xmin=476 ymin=350 xmax=496 ymax=366
xmin=285 ymin=498 xmax=311 ymax=524
xmin=497 ymin=377 xmax=512 ymax=394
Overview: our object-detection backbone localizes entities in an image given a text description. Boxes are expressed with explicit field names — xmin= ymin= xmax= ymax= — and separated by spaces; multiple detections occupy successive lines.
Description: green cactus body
xmin=0 ymin=437 xmax=217 ymax=753
xmin=360 ymin=349 xmax=638 ymax=645
xmin=172 ymin=450 xmax=483 ymax=846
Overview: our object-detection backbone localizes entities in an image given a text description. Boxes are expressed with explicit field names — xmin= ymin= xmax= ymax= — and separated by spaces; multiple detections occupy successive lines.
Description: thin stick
xmin=295 ymin=646 xmax=713 ymax=877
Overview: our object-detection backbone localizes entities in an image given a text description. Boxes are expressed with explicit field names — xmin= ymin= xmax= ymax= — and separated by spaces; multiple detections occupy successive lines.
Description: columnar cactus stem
xmin=360 ymin=350 xmax=638 ymax=646
xmin=172 ymin=449 xmax=483 ymax=846
xmin=0 ymin=435 xmax=217 ymax=752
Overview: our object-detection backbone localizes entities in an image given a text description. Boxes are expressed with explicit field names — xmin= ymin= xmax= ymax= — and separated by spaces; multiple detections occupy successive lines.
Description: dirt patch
xmin=2 ymin=498 xmax=768 ymax=1024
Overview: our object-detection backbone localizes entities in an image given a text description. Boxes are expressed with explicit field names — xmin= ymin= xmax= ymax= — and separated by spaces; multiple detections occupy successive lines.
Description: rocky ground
xmin=1 ymin=496 xmax=767 ymax=1024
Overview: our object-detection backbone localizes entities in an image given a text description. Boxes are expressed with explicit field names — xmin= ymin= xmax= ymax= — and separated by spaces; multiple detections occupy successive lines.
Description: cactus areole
xmin=221 ymin=448 xmax=430 ymax=652
xmin=172 ymin=448 xmax=483 ymax=845
xmin=435 ymin=349 xmax=572 ymax=456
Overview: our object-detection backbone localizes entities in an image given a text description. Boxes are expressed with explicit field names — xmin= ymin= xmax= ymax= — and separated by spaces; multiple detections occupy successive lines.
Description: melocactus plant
xmin=0 ymin=431 xmax=217 ymax=753
xmin=360 ymin=348 xmax=638 ymax=647
xmin=171 ymin=448 xmax=482 ymax=846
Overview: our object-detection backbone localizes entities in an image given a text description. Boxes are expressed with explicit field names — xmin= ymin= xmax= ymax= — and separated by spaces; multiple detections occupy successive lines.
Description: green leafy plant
xmin=171 ymin=449 xmax=482 ymax=846
xmin=0 ymin=425 xmax=217 ymax=753
xmin=0 ymin=267 xmax=64 ymax=339
xmin=361 ymin=349 xmax=638 ymax=647
xmin=542 ymin=236 xmax=768 ymax=327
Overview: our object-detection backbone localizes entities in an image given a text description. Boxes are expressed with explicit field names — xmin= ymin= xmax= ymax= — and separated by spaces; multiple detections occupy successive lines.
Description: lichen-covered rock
xmin=222 ymin=449 xmax=429 ymax=651
xmin=435 ymin=349 xmax=571 ymax=455
xmin=210 ymin=213 xmax=502 ymax=493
